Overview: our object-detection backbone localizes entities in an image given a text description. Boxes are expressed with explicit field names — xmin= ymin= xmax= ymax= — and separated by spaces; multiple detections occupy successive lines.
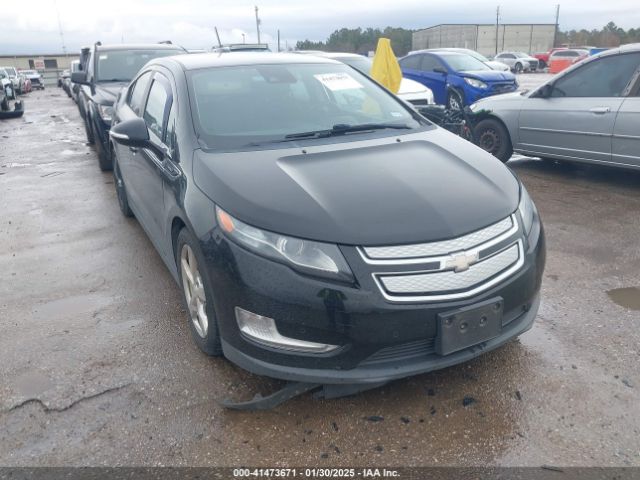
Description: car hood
xmin=462 ymin=70 xmax=515 ymax=82
xmin=471 ymin=90 xmax=529 ymax=110
xmin=486 ymin=61 xmax=510 ymax=71
xmin=94 ymin=82 xmax=128 ymax=105
xmin=193 ymin=128 xmax=519 ymax=246
xmin=399 ymin=77 xmax=429 ymax=94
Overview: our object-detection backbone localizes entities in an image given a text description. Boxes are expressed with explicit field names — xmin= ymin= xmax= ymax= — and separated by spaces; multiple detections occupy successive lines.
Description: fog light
xmin=235 ymin=307 xmax=339 ymax=354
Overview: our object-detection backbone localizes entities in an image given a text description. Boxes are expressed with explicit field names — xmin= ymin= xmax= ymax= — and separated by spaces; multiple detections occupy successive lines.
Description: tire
xmin=538 ymin=60 xmax=547 ymax=69
xmin=474 ymin=118 xmax=513 ymax=163
xmin=514 ymin=62 xmax=523 ymax=73
xmin=112 ymin=149 xmax=134 ymax=218
xmin=84 ymin=115 xmax=95 ymax=144
xmin=175 ymin=228 xmax=223 ymax=356
xmin=446 ymin=89 xmax=464 ymax=111
xmin=0 ymin=96 xmax=8 ymax=111
xmin=94 ymin=125 xmax=112 ymax=171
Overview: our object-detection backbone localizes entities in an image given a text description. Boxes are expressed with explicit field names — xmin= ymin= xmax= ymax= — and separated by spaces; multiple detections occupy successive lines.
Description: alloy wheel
xmin=180 ymin=244 xmax=208 ymax=338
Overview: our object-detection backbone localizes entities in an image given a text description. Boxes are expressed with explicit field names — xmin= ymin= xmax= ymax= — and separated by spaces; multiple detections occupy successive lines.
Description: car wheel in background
xmin=84 ymin=114 xmax=95 ymax=145
xmin=447 ymin=90 xmax=464 ymax=111
xmin=474 ymin=118 xmax=513 ymax=163
xmin=112 ymin=150 xmax=134 ymax=218
xmin=176 ymin=228 xmax=223 ymax=356
xmin=93 ymin=125 xmax=112 ymax=171
xmin=1 ymin=96 xmax=8 ymax=111
xmin=514 ymin=62 xmax=523 ymax=73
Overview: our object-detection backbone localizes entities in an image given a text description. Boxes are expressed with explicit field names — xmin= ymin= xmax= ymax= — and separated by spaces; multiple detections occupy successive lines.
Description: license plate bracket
xmin=436 ymin=297 xmax=504 ymax=356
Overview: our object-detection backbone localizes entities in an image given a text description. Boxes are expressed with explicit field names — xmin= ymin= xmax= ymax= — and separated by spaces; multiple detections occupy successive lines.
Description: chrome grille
xmin=360 ymin=214 xmax=524 ymax=302
xmin=380 ymin=243 xmax=519 ymax=294
xmin=361 ymin=216 xmax=515 ymax=264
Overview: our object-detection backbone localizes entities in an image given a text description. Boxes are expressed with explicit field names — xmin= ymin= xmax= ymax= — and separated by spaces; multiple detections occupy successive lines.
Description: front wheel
xmin=176 ymin=228 xmax=222 ymax=356
xmin=112 ymin=150 xmax=134 ymax=218
xmin=447 ymin=90 xmax=464 ymax=111
xmin=514 ymin=62 xmax=523 ymax=73
xmin=474 ymin=118 xmax=513 ymax=163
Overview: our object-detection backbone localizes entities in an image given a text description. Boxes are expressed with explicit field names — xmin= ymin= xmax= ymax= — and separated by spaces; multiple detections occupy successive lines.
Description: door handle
xmin=589 ymin=107 xmax=611 ymax=114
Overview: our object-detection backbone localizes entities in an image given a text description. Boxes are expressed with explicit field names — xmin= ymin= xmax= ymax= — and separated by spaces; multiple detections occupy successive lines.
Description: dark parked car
xmin=109 ymin=53 xmax=545 ymax=400
xmin=72 ymin=42 xmax=185 ymax=170
xmin=399 ymin=51 xmax=518 ymax=110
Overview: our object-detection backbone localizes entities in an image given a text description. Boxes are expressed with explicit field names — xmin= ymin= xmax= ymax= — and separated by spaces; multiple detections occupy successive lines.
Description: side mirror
xmin=535 ymin=84 xmax=553 ymax=98
xmin=433 ymin=66 xmax=447 ymax=75
xmin=109 ymin=117 xmax=149 ymax=148
xmin=71 ymin=71 xmax=89 ymax=85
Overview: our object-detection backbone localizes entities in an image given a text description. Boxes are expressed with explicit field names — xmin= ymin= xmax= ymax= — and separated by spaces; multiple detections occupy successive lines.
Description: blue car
xmin=399 ymin=50 xmax=518 ymax=110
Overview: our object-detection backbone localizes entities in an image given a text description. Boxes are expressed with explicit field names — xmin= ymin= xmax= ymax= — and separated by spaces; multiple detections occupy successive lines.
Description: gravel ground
xmin=0 ymin=82 xmax=638 ymax=467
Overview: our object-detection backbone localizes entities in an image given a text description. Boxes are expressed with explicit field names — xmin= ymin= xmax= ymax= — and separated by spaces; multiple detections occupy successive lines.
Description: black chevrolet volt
xmin=109 ymin=53 xmax=545 ymax=398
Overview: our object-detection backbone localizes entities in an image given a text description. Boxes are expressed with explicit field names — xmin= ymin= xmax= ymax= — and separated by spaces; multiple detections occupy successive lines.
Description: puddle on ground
xmin=2 ymin=162 xmax=32 ymax=168
xmin=606 ymin=287 xmax=640 ymax=311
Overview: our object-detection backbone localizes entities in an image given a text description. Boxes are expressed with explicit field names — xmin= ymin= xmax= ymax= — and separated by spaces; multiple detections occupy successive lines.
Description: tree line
xmin=295 ymin=22 xmax=640 ymax=55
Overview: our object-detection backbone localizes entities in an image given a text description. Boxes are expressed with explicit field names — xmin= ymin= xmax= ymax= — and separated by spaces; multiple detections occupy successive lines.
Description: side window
xmin=165 ymin=104 xmax=177 ymax=152
xmin=420 ymin=55 xmax=441 ymax=72
xmin=399 ymin=55 xmax=421 ymax=70
xmin=143 ymin=76 xmax=171 ymax=140
xmin=552 ymin=53 xmax=640 ymax=98
xmin=128 ymin=71 xmax=152 ymax=115
xmin=504 ymin=54 xmax=515 ymax=59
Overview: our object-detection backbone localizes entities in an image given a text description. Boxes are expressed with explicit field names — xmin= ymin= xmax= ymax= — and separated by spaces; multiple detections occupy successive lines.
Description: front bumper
xmin=201 ymin=214 xmax=545 ymax=385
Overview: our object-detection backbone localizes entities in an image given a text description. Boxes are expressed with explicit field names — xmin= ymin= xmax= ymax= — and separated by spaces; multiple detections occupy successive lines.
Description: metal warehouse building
xmin=412 ymin=24 xmax=556 ymax=56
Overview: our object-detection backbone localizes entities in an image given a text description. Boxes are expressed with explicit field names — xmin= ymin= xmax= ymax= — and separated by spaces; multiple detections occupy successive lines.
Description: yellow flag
xmin=370 ymin=38 xmax=402 ymax=94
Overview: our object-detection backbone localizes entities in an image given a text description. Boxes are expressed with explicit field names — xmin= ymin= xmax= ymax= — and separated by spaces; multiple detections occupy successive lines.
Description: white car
xmin=0 ymin=66 xmax=25 ymax=94
xmin=426 ymin=48 xmax=511 ymax=72
xmin=494 ymin=52 xmax=540 ymax=72
xmin=295 ymin=51 xmax=435 ymax=107
xmin=20 ymin=69 xmax=44 ymax=90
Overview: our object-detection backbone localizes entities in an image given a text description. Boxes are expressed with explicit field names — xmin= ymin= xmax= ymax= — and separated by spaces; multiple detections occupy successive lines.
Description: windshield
xmin=335 ymin=56 xmax=373 ymax=75
xmin=465 ymin=50 xmax=490 ymax=62
xmin=188 ymin=63 xmax=422 ymax=150
xmin=2 ymin=67 xmax=17 ymax=77
xmin=96 ymin=49 xmax=181 ymax=82
xmin=440 ymin=54 xmax=490 ymax=72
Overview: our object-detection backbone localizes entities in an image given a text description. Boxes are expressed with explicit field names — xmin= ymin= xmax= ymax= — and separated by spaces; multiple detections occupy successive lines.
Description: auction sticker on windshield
xmin=314 ymin=72 xmax=363 ymax=91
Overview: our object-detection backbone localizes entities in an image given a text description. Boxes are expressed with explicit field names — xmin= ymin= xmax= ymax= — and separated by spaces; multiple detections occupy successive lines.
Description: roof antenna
xmin=214 ymin=27 xmax=223 ymax=47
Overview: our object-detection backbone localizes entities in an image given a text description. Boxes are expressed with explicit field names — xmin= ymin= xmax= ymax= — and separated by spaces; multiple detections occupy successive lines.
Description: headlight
xmin=216 ymin=207 xmax=354 ymax=282
xmin=518 ymin=184 xmax=535 ymax=235
xmin=464 ymin=78 xmax=488 ymax=89
xmin=97 ymin=104 xmax=114 ymax=122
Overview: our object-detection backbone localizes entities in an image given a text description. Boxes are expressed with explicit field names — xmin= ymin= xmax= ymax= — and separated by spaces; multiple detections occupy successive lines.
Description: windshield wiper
xmin=242 ymin=123 xmax=412 ymax=148
xmin=284 ymin=122 xmax=412 ymax=140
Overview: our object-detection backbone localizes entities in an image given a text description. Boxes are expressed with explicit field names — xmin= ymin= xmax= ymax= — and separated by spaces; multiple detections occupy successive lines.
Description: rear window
xmin=96 ymin=49 xmax=181 ymax=82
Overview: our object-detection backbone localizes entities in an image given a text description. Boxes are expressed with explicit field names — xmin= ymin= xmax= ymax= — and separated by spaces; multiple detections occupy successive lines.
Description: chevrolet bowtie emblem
xmin=445 ymin=251 xmax=480 ymax=273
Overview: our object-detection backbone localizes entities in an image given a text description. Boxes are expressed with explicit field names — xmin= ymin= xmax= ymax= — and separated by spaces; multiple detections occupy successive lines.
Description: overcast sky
xmin=2 ymin=0 xmax=639 ymax=54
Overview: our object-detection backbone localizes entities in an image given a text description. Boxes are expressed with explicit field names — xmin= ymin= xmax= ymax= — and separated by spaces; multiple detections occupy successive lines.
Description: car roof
xmin=95 ymin=43 xmax=184 ymax=52
xmin=295 ymin=51 xmax=363 ymax=59
xmin=166 ymin=52 xmax=340 ymax=70
xmin=406 ymin=50 xmax=466 ymax=58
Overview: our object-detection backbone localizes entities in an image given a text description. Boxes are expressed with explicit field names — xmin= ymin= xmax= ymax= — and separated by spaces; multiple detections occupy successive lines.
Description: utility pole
xmin=53 ymin=0 xmax=67 ymax=55
xmin=553 ymin=4 xmax=560 ymax=47
xmin=495 ymin=5 xmax=500 ymax=56
xmin=255 ymin=6 xmax=261 ymax=44
xmin=277 ymin=30 xmax=281 ymax=52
